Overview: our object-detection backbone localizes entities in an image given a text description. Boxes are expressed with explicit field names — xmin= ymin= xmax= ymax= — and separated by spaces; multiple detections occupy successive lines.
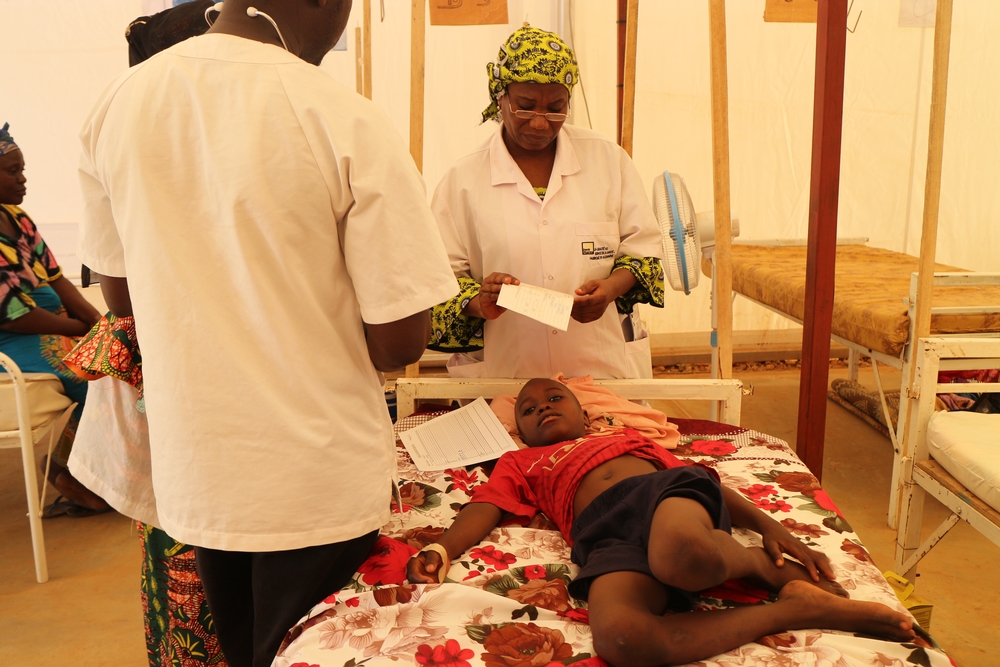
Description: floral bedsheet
xmin=274 ymin=414 xmax=952 ymax=667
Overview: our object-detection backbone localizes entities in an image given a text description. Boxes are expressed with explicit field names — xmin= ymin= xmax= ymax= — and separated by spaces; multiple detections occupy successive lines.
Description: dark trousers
xmin=194 ymin=530 xmax=379 ymax=667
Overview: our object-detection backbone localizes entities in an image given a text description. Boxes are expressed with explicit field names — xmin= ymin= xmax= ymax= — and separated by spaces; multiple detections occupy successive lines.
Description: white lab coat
xmin=432 ymin=124 xmax=664 ymax=380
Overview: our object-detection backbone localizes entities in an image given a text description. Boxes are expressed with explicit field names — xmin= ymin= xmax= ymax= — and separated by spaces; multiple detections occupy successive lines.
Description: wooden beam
xmin=620 ymin=0 xmax=639 ymax=155
xmin=406 ymin=0 xmax=426 ymax=379
xmin=616 ymin=0 xmax=627 ymax=144
xmin=362 ymin=0 xmax=373 ymax=99
xmin=708 ymin=0 xmax=733 ymax=380
xmin=911 ymin=1 xmax=953 ymax=349
xmin=795 ymin=0 xmax=848 ymax=479
xmin=355 ymin=26 xmax=363 ymax=95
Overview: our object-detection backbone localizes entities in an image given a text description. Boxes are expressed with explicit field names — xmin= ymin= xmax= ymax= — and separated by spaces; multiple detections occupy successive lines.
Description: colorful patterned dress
xmin=0 ymin=204 xmax=87 ymax=464
xmin=64 ymin=315 xmax=228 ymax=667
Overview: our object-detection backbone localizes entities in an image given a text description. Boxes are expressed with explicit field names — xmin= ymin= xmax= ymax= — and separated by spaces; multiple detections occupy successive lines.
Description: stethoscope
xmin=205 ymin=2 xmax=290 ymax=52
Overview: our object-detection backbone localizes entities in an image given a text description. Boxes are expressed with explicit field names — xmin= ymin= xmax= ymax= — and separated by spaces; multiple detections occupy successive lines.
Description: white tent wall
xmin=567 ymin=0 xmax=999 ymax=337
xmin=3 ymin=0 xmax=997 ymax=341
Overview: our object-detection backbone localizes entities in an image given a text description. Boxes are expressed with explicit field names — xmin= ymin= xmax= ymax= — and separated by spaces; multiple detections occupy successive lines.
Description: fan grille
xmin=652 ymin=172 xmax=700 ymax=293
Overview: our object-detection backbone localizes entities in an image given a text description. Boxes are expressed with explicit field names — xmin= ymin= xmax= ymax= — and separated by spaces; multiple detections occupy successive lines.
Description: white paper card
xmin=400 ymin=397 xmax=519 ymax=471
xmin=496 ymin=283 xmax=574 ymax=331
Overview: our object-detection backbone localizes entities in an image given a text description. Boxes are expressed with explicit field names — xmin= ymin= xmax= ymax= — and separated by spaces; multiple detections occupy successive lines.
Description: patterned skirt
xmin=138 ymin=522 xmax=228 ymax=667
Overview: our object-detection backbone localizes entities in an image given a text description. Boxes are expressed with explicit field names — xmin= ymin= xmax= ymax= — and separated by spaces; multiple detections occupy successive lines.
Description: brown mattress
xmin=702 ymin=245 xmax=1000 ymax=358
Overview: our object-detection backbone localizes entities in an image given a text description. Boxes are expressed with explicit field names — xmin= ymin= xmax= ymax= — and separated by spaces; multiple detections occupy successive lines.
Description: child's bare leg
xmin=587 ymin=572 xmax=914 ymax=667
xmin=647 ymin=497 xmax=844 ymax=595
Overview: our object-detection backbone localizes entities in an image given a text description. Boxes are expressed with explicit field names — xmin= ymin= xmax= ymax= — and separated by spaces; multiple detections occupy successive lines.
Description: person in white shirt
xmin=77 ymin=1 xmax=457 ymax=665
xmin=428 ymin=26 xmax=665 ymax=381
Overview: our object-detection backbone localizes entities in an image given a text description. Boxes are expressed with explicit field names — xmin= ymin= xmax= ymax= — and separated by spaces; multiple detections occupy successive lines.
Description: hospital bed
xmin=894 ymin=337 xmax=1000 ymax=584
xmin=704 ymin=242 xmax=1000 ymax=525
xmin=273 ymin=377 xmax=950 ymax=667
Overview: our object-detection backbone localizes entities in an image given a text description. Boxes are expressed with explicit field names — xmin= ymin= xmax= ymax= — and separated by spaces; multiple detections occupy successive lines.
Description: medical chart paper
xmin=400 ymin=397 xmax=520 ymax=471
xmin=496 ymin=283 xmax=574 ymax=331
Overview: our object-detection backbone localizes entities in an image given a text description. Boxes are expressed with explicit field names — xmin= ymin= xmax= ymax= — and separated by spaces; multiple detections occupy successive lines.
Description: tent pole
xmin=893 ymin=0 xmax=953 ymax=525
xmin=708 ymin=0 xmax=733 ymax=382
xmin=362 ymin=0 xmax=373 ymax=99
xmin=355 ymin=26 xmax=363 ymax=95
xmin=911 ymin=0 xmax=952 ymax=349
xmin=620 ymin=0 xmax=638 ymax=155
xmin=795 ymin=0 xmax=848 ymax=479
xmin=406 ymin=0 xmax=426 ymax=379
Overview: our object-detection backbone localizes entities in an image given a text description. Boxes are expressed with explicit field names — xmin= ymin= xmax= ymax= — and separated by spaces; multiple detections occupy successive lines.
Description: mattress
xmin=273 ymin=412 xmax=951 ymax=667
xmin=703 ymin=245 xmax=1000 ymax=358
xmin=927 ymin=411 xmax=1000 ymax=514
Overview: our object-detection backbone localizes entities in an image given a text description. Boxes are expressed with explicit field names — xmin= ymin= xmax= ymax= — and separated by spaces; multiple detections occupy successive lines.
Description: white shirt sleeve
xmin=616 ymin=146 xmax=665 ymax=262
xmin=78 ymin=117 xmax=127 ymax=278
xmin=292 ymin=84 xmax=458 ymax=325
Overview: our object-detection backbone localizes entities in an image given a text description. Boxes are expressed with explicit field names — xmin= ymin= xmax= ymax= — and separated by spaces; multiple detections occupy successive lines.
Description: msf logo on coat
xmin=581 ymin=241 xmax=614 ymax=261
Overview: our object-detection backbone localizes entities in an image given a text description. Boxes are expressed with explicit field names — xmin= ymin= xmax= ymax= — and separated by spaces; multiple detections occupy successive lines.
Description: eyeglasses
xmin=504 ymin=96 xmax=569 ymax=122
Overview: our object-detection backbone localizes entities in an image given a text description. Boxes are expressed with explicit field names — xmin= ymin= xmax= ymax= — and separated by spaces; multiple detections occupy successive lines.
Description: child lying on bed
xmin=407 ymin=378 xmax=915 ymax=667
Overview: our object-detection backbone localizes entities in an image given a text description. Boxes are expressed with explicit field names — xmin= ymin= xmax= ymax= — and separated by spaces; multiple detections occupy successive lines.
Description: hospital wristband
xmin=414 ymin=543 xmax=451 ymax=582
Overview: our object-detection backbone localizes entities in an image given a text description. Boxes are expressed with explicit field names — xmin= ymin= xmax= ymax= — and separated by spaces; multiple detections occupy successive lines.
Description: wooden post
xmin=616 ymin=0 xmax=627 ymax=144
xmin=893 ymin=0 xmax=952 ymax=525
xmin=795 ymin=0 xmax=848 ymax=479
xmin=355 ymin=26 xmax=363 ymax=95
xmin=708 ymin=0 xmax=733 ymax=381
xmin=362 ymin=0 xmax=373 ymax=99
xmin=911 ymin=0 xmax=952 ymax=347
xmin=406 ymin=0 xmax=426 ymax=379
xmin=620 ymin=0 xmax=639 ymax=155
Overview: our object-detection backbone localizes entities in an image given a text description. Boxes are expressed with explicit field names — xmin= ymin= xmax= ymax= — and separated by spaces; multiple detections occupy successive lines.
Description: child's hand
xmin=406 ymin=550 xmax=445 ymax=584
xmin=759 ymin=522 xmax=836 ymax=582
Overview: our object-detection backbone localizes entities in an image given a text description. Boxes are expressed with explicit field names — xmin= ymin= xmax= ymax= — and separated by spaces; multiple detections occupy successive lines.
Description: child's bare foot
xmin=778 ymin=580 xmax=915 ymax=641
xmin=747 ymin=547 xmax=847 ymax=598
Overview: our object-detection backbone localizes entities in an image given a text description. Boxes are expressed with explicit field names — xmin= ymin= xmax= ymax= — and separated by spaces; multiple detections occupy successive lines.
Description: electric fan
xmin=652 ymin=172 xmax=700 ymax=294
xmin=652 ymin=172 xmax=741 ymax=295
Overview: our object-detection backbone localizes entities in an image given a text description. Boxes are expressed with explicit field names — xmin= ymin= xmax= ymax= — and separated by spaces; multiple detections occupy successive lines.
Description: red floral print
xmin=469 ymin=545 xmax=516 ymax=569
xmin=415 ymin=639 xmax=475 ymax=667
xmin=345 ymin=597 xmax=360 ymax=607
xmin=689 ymin=439 xmax=737 ymax=456
xmin=754 ymin=498 xmax=793 ymax=513
xmin=739 ymin=483 xmax=777 ymax=500
xmin=812 ymin=489 xmax=844 ymax=517
xmin=356 ymin=537 xmax=416 ymax=586
xmin=523 ymin=564 xmax=547 ymax=580
xmin=444 ymin=467 xmax=479 ymax=494
xmin=779 ymin=518 xmax=828 ymax=538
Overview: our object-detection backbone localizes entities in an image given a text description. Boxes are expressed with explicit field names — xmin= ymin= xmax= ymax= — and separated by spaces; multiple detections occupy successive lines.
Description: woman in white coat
xmin=429 ymin=26 xmax=664 ymax=380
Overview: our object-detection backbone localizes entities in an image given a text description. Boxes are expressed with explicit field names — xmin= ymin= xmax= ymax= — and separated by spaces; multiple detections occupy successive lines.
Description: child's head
xmin=514 ymin=379 xmax=589 ymax=448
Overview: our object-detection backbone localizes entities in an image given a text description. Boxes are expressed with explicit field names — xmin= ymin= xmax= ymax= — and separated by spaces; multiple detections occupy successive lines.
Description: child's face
xmin=514 ymin=379 xmax=588 ymax=448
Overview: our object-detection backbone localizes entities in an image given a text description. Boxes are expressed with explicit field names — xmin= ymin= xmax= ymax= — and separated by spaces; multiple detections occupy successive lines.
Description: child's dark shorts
xmin=567 ymin=466 xmax=732 ymax=608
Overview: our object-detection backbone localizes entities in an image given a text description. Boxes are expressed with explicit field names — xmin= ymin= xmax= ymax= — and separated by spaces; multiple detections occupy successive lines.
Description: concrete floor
xmin=1 ymin=365 xmax=998 ymax=666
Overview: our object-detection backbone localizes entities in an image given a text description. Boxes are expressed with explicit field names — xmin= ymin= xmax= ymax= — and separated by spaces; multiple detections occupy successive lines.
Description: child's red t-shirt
xmin=468 ymin=428 xmax=692 ymax=543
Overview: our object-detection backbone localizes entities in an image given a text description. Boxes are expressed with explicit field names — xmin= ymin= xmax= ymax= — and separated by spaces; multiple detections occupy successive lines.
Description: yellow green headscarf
xmin=483 ymin=26 xmax=579 ymax=123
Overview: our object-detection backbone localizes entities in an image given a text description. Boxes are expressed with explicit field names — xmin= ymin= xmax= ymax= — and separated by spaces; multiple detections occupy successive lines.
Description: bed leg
xmin=848 ymin=348 xmax=859 ymax=382
xmin=894 ymin=468 xmax=927 ymax=580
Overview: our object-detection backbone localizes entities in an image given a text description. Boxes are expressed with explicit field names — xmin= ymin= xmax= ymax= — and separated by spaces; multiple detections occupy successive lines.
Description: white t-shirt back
xmin=78 ymin=34 xmax=457 ymax=551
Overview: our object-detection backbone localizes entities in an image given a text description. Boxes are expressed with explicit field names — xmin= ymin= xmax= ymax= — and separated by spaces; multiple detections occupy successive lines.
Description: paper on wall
xmin=399 ymin=397 xmax=519 ymax=471
xmin=497 ymin=283 xmax=574 ymax=331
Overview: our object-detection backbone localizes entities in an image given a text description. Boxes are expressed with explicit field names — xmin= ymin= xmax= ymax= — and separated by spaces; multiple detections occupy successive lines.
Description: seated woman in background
xmin=0 ymin=122 xmax=106 ymax=516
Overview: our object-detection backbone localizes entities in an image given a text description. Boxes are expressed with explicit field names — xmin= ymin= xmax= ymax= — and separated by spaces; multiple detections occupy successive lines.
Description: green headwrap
xmin=483 ymin=26 xmax=579 ymax=123
xmin=0 ymin=123 xmax=19 ymax=157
